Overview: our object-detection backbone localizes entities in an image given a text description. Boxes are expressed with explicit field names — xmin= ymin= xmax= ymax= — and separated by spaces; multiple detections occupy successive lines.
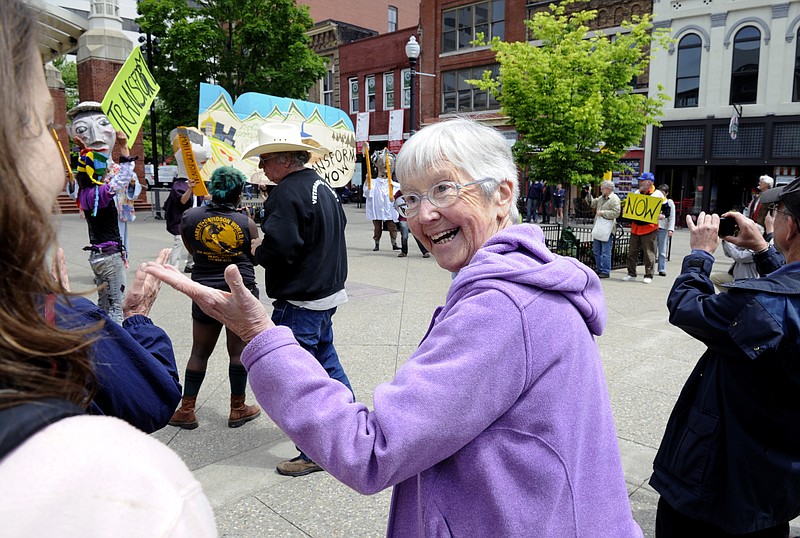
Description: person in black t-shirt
xmin=168 ymin=166 xmax=262 ymax=430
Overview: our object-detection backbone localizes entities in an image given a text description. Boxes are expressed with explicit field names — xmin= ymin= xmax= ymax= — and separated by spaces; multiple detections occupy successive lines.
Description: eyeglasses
xmin=394 ymin=177 xmax=495 ymax=218
xmin=769 ymin=203 xmax=794 ymax=218
xmin=259 ymin=154 xmax=279 ymax=167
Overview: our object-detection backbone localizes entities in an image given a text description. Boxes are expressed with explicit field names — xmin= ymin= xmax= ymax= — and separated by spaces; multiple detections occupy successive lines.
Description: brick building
xmin=299 ymin=0 xmax=421 ymax=34
xmin=339 ymin=28 xmax=420 ymax=152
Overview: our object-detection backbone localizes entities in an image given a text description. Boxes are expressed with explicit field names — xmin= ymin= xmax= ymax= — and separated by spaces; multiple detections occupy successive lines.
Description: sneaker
xmin=397 ymin=252 xmax=407 ymax=258
xmin=643 ymin=277 xmax=653 ymax=284
xmin=276 ymin=456 xmax=324 ymax=477
xmin=422 ymin=253 xmax=430 ymax=258
xmin=598 ymin=273 xmax=610 ymax=279
xmin=622 ymin=275 xmax=636 ymax=282
xmin=184 ymin=265 xmax=194 ymax=274
xmin=659 ymin=271 xmax=667 ymax=277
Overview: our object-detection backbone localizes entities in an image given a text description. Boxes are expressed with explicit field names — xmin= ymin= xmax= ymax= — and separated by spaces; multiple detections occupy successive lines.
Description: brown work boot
xmin=276 ymin=455 xmax=324 ymax=477
xmin=228 ymin=395 xmax=261 ymax=428
xmin=169 ymin=396 xmax=198 ymax=430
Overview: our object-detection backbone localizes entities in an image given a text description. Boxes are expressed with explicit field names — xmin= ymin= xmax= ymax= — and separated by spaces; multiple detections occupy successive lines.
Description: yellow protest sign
xmin=101 ymin=47 xmax=160 ymax=148
xmin=175 ymin=127 xmax=209 ymax=197
xmin=623 ymin=193 xmax=663 ymax=224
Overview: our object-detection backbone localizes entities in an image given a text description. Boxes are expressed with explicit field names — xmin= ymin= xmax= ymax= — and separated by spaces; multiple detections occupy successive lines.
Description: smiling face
xmin=405 ymin=168 xmax=513 ymax=272
xmin=70 ymin=110 xmax=116 ymax=154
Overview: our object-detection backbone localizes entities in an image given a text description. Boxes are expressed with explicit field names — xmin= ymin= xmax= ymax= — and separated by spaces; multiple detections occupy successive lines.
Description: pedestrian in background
xmin=540 ymin=180 xmax=552 ymax=224
xmin=247 ymin=123 xmax=354 ymax=477
xmin=553 ymin=182 xmax=565 ymax=222
xmin=623 ymin=172 xmax=664 ymax=284
xmin=744 ymin=174 xmax=773 ymax=228
xmin=526 ymin=177 xmax=542 ymax=223
xmin=394 ymin=188 xmax=430 ymax=258
xmin=168 ymin=166 xmax=261 ymax=430
xmin=657 ymin=184 xmax=676 ymax=277
xmin=591 ymin=180 xmax=621 ymax=279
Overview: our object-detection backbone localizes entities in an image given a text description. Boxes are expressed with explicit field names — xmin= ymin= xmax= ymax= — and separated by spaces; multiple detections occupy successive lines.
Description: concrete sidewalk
xmin=56 ymin=204 xmax=797 ymax=537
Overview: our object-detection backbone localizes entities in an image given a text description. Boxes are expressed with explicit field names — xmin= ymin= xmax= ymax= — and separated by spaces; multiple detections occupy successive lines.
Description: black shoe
xmin=184 ymin=265 xmax=193 ymax=274
xmin=598 ymin=273 xmax=610 ymax=279
xmin=659 ymin=271 xmax=667 ymax=277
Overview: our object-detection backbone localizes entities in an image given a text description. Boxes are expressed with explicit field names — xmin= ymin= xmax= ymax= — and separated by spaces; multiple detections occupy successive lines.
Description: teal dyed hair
xmin=208 ymin=166 xmax=246 ymax=204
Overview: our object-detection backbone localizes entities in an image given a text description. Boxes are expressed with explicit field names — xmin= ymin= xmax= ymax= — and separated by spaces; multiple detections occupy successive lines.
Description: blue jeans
xmin=657 ymin=228 xmax=669 ymax=273
xmin=89 ymin=251 xmax=126 ymax=324
xmin=271 ymin=300 xmax=353 ymax=396
xmin=593 ymin=237 xmax=613 ymax=275
xmin=272 ymin=299 xmax=353 ymax=463
xmin=526 ymin=197 xmax=539 ymax=223
xmin=397 ymin=221 xmax=428 ymax=255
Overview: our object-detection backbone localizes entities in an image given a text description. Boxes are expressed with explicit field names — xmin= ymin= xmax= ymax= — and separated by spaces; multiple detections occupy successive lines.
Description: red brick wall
xmin=340 ymin=28 xmax=419 ymax=140
xmin=299 ymin=0 xmax=419 ymax=33
xmin=49 ymin=86 xmax=70 ymax=167
xmin=76 ymin=58 xmax=145 ymax=179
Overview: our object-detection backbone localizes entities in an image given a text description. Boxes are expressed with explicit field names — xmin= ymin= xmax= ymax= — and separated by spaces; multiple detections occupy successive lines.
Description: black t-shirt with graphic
xmin=180 ymin=204 xmax=257 ymax=290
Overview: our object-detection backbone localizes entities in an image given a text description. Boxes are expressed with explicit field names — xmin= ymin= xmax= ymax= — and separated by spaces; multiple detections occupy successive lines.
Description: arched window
xmin=729 ymin=26 xmax=760 ymax=104
xmin=793 ymin=28 xmax=800 ymax=102
xmin=676 ymin=34 xmax=701 ymax=108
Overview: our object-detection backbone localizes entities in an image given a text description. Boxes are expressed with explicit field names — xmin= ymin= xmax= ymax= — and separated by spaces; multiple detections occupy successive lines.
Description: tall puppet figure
xmin=363 ymin=146 xmax=400 ymax=251
xmin=67 ymin=102 xmax=134 ymax=324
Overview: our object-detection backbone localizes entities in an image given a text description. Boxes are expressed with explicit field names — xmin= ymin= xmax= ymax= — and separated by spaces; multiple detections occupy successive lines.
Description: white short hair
xmin=760 ymin=175 xmax=774 ymax=188
xmin=394 ymin=118 xmax=520 ymax=223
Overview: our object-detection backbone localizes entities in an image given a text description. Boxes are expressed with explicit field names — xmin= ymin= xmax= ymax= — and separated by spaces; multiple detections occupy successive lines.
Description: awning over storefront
xmin=30 ymin=2 xmax=87 ymax=61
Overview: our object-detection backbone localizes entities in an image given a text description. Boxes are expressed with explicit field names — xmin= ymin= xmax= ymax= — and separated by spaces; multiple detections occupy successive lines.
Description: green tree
xmin=473 ymin=0 xmax=670 ymax=186
xmin=52 ymin=56 xmax=79 ymax=110
xmin=137 ymin=0 xmax=327 ymax=129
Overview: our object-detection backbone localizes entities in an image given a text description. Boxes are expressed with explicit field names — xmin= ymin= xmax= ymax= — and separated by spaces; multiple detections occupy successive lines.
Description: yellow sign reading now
xmin=623 ymin=193 xmax=663 ymax=224
xmin=101 ymin=47 xmax=160 ymax=148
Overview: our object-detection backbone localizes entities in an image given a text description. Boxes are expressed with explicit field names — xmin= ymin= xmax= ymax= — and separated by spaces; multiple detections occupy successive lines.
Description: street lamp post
xmin=405 ymin=35 xmax=420 ymax=136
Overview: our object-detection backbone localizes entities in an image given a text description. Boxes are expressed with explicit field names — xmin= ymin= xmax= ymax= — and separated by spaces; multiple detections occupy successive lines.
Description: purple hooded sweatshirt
xmin=242 ymin=224 xmax=641 ymax=537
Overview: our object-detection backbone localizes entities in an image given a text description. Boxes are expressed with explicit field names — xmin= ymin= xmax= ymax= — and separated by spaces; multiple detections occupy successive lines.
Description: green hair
xmin=208 ymin=166 xmax=246 ymax=204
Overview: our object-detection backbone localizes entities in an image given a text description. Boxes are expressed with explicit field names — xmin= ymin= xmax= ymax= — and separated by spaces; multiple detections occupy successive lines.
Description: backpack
xmin=661 ymin=201 xmax=672 ymax=219
xmin=0 ymin=399 xmax=83 ymax=461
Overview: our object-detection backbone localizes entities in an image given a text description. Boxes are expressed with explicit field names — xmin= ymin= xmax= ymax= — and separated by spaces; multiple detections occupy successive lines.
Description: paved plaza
xmin=56 ymin=201 xmax=798 ymax=537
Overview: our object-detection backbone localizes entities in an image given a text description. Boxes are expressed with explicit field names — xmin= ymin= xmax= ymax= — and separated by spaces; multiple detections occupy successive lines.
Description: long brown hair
xmin=0 ymin=0 xmax=98 ymax=409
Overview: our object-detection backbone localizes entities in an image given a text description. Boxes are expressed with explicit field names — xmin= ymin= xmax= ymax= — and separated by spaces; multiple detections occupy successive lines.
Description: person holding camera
xmin=650 ymin=178 xmax=800 ymax=536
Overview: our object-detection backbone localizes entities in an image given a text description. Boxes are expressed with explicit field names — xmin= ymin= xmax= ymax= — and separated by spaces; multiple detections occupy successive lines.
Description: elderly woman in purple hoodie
xmin=145 ymin=118 xmax=641 ymax=537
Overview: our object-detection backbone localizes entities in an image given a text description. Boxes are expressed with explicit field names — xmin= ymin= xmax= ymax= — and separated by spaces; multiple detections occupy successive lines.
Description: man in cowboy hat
xmin=245 ymin=123 xmax=354 ymax=477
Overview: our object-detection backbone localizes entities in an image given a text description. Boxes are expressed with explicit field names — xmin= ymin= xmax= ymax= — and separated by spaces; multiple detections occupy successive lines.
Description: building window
xmin=675 ymin=34 xmax=701 ymax=108
xmin=442 ymin=65 xmax=500 ymax=113
xmin=384 ymin=72 xmax=395 ymax=110
xmin=729 ymin=26 xmax=760 ymax=105
xmin=401 ymin=68 xmax=411 ymax=108
xmin=442 ymin=0 xmax=504 ymax=53
xmin=349 ymin=77 xmax=359 ymax=113
xmin=366 ymin=75 xmax=376 ymax=112
xmin=793 ymin=29 xmax=800 ymax=102
xmin=388 ymin=5 xmax=398 ymax=33
xmin=323 ymin=69 xmax=334 ymax=108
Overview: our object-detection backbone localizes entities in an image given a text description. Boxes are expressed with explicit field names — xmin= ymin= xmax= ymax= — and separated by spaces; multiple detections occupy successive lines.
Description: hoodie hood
xmin=452 ymin=224 xmax=606 ymax=336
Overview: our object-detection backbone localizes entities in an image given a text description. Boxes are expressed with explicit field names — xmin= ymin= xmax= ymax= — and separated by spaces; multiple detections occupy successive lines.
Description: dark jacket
xmin=650 ymin=248 xmax=800 ymax=533
xmin=163 ymin=178 xmax=193 ymax=236
xmin=254 ymin=168 xmax=347 ymax=302
xmin=55 ymin=296 xmax=182 ymax=433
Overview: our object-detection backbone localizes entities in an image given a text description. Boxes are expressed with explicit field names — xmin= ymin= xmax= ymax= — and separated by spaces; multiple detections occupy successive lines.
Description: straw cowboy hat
xmin=242 ymin=123 xmax=328 ymax=159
